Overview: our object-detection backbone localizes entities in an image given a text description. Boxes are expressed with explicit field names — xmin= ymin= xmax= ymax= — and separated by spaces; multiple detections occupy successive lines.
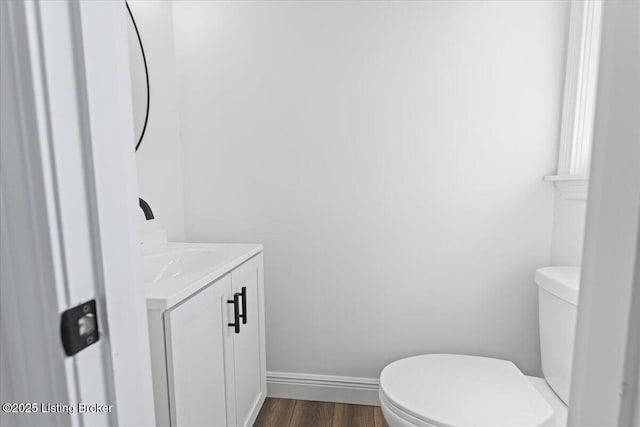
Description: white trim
xmin=267 ymin=372 xmax=380 ymax=406
xmin=1 ymin=1 xmax=118 ymax=425
xmin=556 ymin=0 xmax=603 ymax=176
xmin=543 ymin=174 xmax=589 ymax=200
xmin=0 ymin=2 xmax=76 ymax=424
xmin=568 ymin=0 xmax=640 ymax=423
xmin=1 ymin=1 xmax=155 ymax=426
xmin=619 ymin=242 xmax=640 ymax=426
xmin=76 ymin=1 xmax=156 ymax=425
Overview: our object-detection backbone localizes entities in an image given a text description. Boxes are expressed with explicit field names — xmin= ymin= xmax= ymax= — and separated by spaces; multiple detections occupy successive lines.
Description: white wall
xmin=128 ymin=1 xmax=185 ymax=240
xmin=550 ymin=196 xmax=587 ymax=266
xmin=170 ymin=1 xmax=569 ymax=378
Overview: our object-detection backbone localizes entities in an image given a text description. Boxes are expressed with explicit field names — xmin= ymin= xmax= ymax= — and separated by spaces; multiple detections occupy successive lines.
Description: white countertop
xmin=144 ymin=242 xmax=263 ymax=311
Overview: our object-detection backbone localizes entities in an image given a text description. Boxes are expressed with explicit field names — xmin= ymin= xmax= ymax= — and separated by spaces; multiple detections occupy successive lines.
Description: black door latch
xmin=60 ymin=299 xmax=99 ymax=356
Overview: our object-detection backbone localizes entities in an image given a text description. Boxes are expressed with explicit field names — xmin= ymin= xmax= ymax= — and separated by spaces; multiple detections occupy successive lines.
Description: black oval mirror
xmin=126 ymin=2 xmax=149 ymax=152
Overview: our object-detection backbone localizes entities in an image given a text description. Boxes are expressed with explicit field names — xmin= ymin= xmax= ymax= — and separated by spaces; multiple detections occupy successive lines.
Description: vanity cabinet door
xmin=231 ymin=254 xmax=266 ymax=427
xmin=164 ymin=275 xmax=236 ymax=427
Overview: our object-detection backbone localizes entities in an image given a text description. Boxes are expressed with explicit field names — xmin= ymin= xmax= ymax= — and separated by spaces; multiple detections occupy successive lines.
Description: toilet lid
xmin=380 ymin=354 xmax=554 ymax=427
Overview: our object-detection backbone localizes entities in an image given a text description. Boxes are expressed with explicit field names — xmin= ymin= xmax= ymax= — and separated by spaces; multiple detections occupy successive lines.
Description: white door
xmin=231 ymin=255 xmax=266 ymax=427
xmin=1 ymin=1 xmax=155 ymax=426
xmin=165 ymin=275 xmax=237 ymax=427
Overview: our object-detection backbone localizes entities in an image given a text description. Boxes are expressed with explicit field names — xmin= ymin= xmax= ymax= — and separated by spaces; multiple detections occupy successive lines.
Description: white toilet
xmin=379 ymin=266 xmax=579 ymax=427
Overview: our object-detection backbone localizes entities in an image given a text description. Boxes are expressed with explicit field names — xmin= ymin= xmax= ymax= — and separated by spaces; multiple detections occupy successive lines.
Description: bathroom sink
xmin=143 ymin=246 xmax=231 ymax=283
xmin=139 ymin=220 xmax=262 ymax=309
xmin=142 ymin=241 xmax=262 ymax=310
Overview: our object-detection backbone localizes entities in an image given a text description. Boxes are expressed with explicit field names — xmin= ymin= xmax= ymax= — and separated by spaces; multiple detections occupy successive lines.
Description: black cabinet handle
xmin=227 ymin=294 xmax=240 ymax=334
xmin=239 ymin=286 xmax=247 ymax=325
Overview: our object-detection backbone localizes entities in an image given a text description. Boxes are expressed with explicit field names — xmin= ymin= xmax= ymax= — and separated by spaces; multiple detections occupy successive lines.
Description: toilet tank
xmin=535 ymin=267 xmax=580 ymax=405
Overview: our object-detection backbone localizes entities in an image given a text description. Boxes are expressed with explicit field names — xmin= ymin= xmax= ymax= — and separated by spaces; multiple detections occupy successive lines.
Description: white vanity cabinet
xmin=164 ymin=274 xmax=235 ymax=426
xmin=146 ymin=251 xmax=266 ymax=427
xmin=230 ymin=259 xmax=266 ymax=427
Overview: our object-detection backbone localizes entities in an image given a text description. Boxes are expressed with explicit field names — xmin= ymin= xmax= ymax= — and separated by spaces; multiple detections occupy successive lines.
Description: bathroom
xmin=0 ymin=1 xmax=638 ymax=427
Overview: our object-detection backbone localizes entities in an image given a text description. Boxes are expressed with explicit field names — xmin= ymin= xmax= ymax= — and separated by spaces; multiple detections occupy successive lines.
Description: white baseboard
xmin=267 ymin=371 xmax=380 ymax=406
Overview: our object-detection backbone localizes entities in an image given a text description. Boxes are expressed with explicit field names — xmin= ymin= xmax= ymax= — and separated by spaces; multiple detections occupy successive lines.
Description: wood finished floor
xmin=254 ymin=398 xmax=389 ymax=427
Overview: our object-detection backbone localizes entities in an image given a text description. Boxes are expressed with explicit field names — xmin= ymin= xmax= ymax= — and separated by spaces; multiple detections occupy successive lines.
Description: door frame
xmin=1 ymin=1 xmax=155 ymax=425
xmin=568 ymin=0 xmax=640 ymax=425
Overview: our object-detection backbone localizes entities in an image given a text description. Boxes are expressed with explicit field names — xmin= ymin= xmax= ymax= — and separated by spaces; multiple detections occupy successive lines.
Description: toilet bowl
xmin=379 ymin=267 xmax=579 ymax=427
